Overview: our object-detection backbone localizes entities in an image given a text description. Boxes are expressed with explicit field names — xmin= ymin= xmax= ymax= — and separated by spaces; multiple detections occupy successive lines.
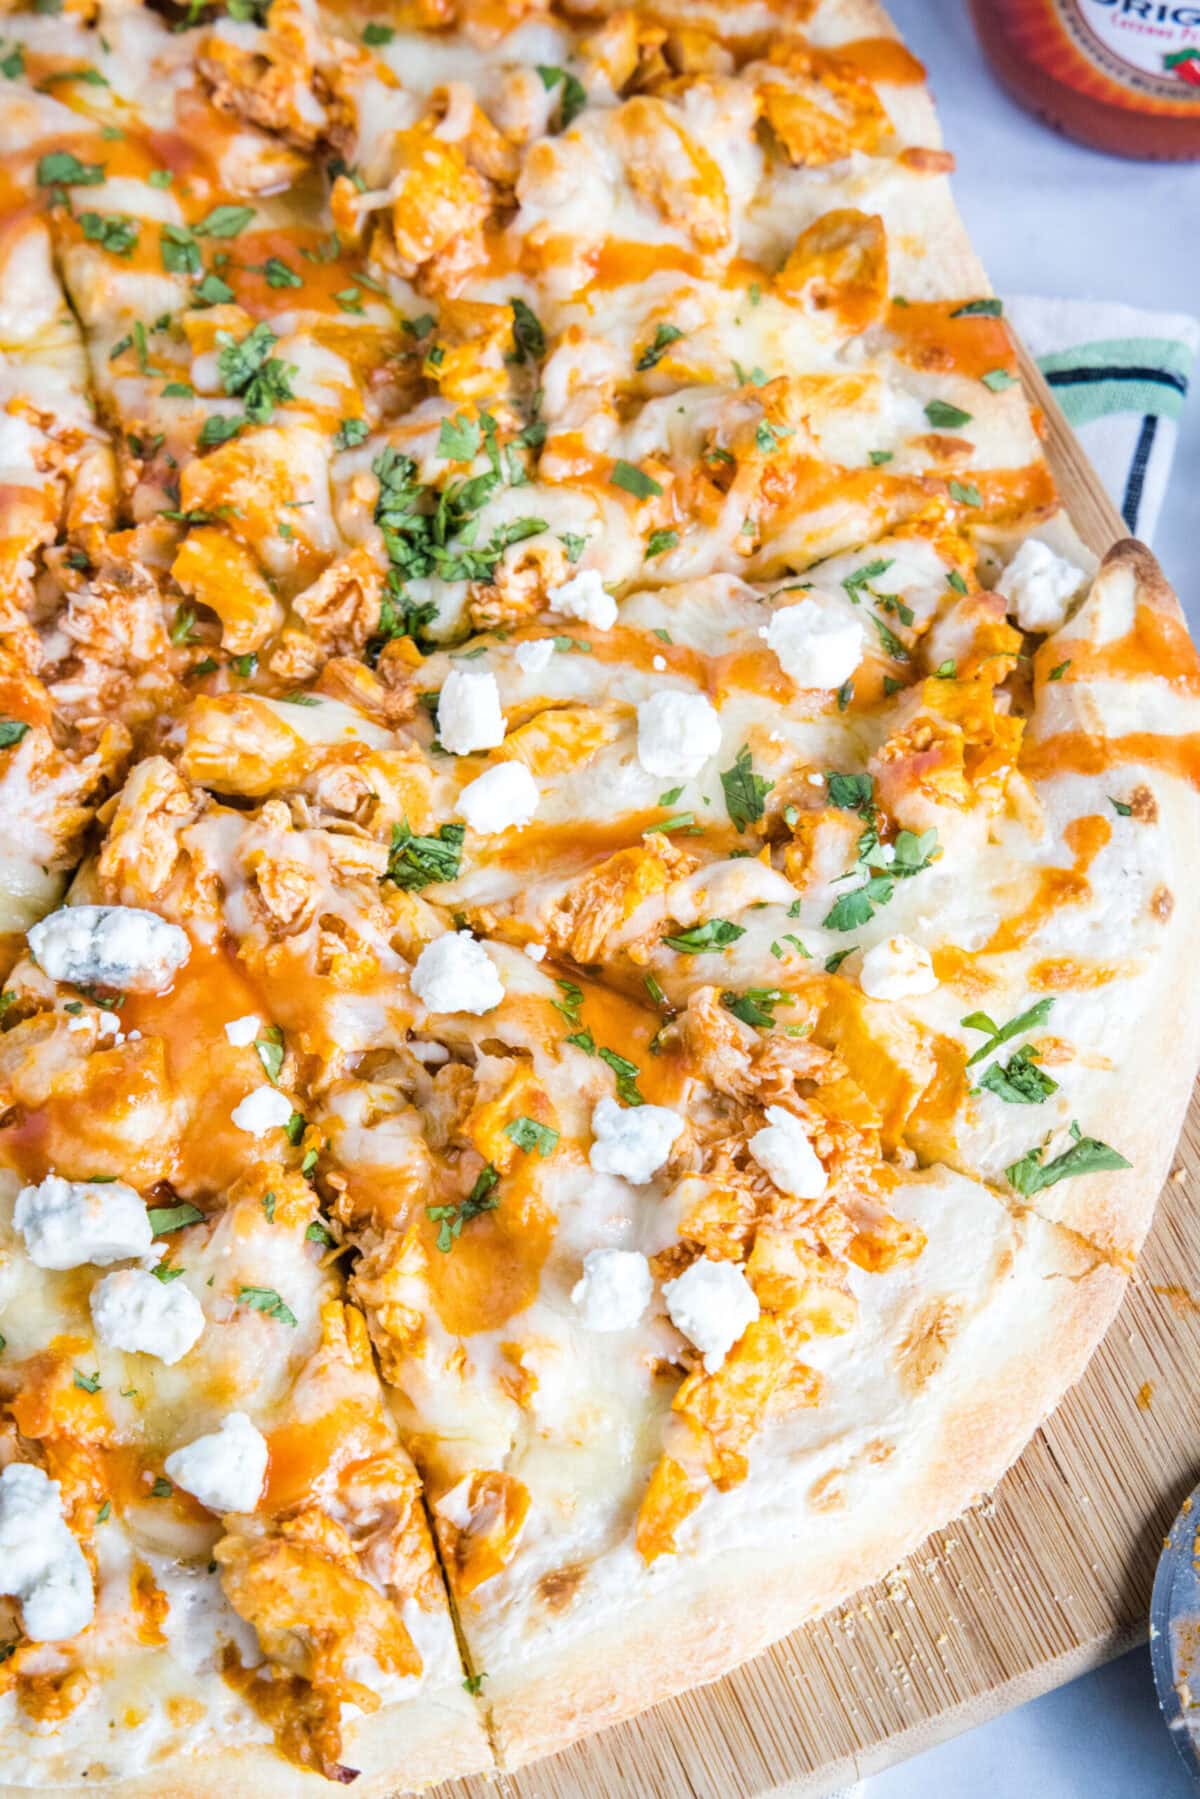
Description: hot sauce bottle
xmin=970 ymin=0 xmax=1200 ymax=158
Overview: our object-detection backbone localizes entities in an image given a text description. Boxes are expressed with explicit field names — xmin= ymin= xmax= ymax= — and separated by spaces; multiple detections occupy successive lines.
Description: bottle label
xmin=1070 ymin=1 xmax=1200 ymax=98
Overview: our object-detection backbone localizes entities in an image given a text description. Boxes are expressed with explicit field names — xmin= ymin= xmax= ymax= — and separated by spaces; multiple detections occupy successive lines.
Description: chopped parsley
xmin=335 ymin=417 xmax=368 ymax=451
xmin=256 ymin=256 xmax=303 ymax=289
xmin=722 ymin=987 xmax=785 ymax=1029
xmin=961 ymin=998 xmax=1055 ymax=1067
xmin=825 ymin=771 xmax=873 ymax=813
xmin=610 ymin=459 xmax=663 ymax=500
xmin=504 ymin=1117 xmax=559 ymax=1158
xmin=1110 ymin=796 xmax=1133 ymax=817
xmin=982 ymin=368 xmax=1018 ymax=392
xmin=536 ymin=64 xmax=587 ymax=129
xmin=552 ymin=979 xmax=585 ymax=1024
xmin=924 ymin=399 xmax=973 ymax=430
xmin=147 ymin=1202 xmax=204 ymax=1234
xmin=237 ymin=1285 xmax=298 ymax=1326
xmin=663 ymin=917 xmax=745 ymax=954
xmin=255 ymin=1024 xmax=285 ymax=1084
xmin=636 ymin=323 xmax=684 ymax=372
xmin=509 ymin=296 xmax=545 ymax=363
xmin=978 ymin=1045 xmax=1058 ymax=1106
xmin=427 ymin=1165 xmax=500 ymax=1252
xmin=372 ymin=445 xmax=544 ymax=588
xmin=384 ymin=820 xmax=465 ymax=889
xmin=79 ymin=211 xmax=138 ymax=256
xmin=1005 ymin=1121 xmax=1129 ymax=1197
xmin=0 ymin=718 xmax=30 ymax=749
xmin=951 ymin=297 xmax=1003 ymax=317
xmin=73 ymin=1369 xmax=101 ymax=1393
xmin=36 ymin=150 xmax=104 ymax=187
xmin=822 ymin=775 xmax=939 ymax=932
xmin=644 ymin=972 xmax=670 ymax=1009
xmin=192 ymin=204 xmax=255 ymax=239
xmin=306 ymin=1219 xmax=336 ymax=1247
xmin=646 ymin=529 xmax=679 ymax=558
xmin=194 ymin=272 xmax=235 ymax=307
xmin=842 ymin=557 xmax=893 ymax=604
xmin=37 ymin=64 xmax=107 ymax=88
xmin=438 ymin=412 xmax=482 ymax=461
xmin=169 ymin=604 xmax=197 ymax=645
xmin=215 ymin=321 xmax=297 ymax=429
xmin=948 ymin=478 xmax=982 ymax=509
xmin=870 ymin=612 xmax=909 ymax=662
xmin=720 ymin=744 xmax=773 ymax=832
xmin=598 ymin=1045 xmax=644 ymax=1106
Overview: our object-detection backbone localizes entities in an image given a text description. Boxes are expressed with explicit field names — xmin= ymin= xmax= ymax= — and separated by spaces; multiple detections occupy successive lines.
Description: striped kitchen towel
xmin=1008 ymin=296 xmax=1199 ymax=549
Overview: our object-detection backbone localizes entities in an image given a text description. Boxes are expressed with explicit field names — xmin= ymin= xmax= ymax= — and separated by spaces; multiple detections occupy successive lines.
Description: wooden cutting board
xmin=433 ymin=356 xmax=1200 ymax=1799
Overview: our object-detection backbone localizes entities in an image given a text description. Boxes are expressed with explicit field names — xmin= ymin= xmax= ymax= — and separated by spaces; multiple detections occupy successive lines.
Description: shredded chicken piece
xmin=197 ymin=0 xmax=338 ymax=152
xmin=609 ymin=94 xmax=731 ymax=252
xmin=545 ymin=835 xmax=697 ymax=963
xmin=61 ymin=555 xmax=168 ymax=669
xmin=292 ymin=546 xmax=387 ymax=660
xmin=217 ymin=1515 xmax=421 ymax=1776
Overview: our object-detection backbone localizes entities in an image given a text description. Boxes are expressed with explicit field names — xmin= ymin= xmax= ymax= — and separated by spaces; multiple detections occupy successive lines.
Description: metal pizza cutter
xmin=1151 ymin=1478 xmax=1200 ymax=1780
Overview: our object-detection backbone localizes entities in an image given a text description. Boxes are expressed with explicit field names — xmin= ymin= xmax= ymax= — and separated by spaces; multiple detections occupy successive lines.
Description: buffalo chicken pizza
xmin=0 ymin=0 xmax=1196 ymax=1790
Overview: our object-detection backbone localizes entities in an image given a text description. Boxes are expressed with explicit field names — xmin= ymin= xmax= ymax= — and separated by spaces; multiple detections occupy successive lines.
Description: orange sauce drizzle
xmin=1023 ymin=731 xmax=1200 ymax=789
xmin=887 ymin=300 xmax=1018 ymax=382
xmin=982 ymin=813 xmax=1110 ymax=954
xmin=1038 ymin=602 xmax=1200 ymax=695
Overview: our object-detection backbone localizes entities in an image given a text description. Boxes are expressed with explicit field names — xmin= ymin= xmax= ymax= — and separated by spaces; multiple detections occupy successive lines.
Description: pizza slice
xmin=0 ymin=859 xmax=489 ymax=1791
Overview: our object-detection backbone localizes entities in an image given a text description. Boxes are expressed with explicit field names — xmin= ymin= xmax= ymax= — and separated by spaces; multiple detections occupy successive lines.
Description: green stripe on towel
xmin=1035 ymin=336 xmax=1192 ymax=428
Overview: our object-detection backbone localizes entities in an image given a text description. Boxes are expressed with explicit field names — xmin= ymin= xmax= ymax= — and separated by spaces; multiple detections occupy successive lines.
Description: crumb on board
xmin=1153 ymin=1284 xmax=1198 ymax=1314
xmin=1137 ymin=1380 xmax=1155 ymax=1410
